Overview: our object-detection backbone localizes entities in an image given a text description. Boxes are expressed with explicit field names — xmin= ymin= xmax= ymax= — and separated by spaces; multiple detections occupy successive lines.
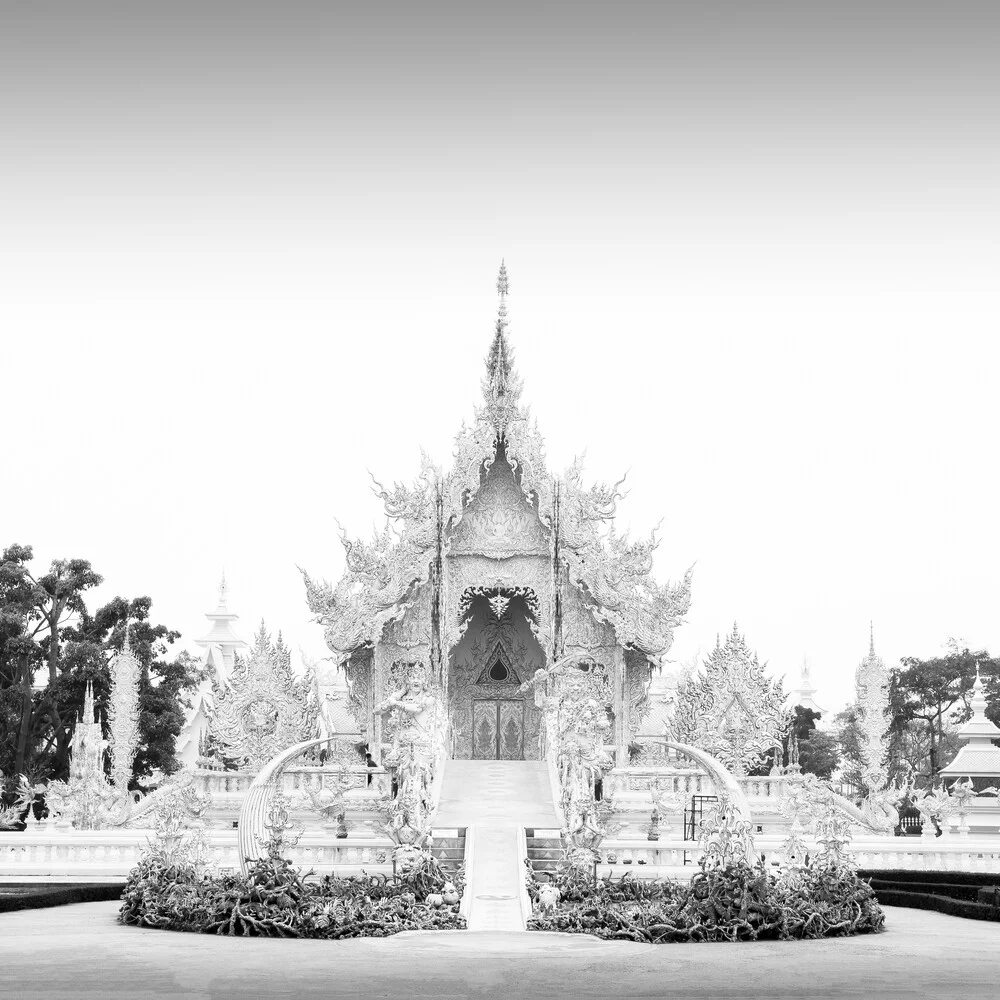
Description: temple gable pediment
xmin=447 ymin=457 xmax=549 ymax=559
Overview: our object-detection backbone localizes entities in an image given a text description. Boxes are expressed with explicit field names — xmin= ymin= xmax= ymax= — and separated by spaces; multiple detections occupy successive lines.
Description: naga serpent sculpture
xmin=237 ymin=737 xmax=331 ymax=875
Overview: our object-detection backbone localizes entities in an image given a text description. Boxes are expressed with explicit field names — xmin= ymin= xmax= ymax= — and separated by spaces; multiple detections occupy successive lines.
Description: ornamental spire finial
xmin=481 ymin=261 xmax=522 ymax=434
xmin=869 ymin=621 xmax=875 ymax=657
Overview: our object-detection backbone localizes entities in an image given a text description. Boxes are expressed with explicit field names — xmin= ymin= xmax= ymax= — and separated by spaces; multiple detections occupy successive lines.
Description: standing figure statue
xmin=520 ymin=655 xmax=616 ymax=855
xmin=375 ymin=663 xmax=439 ymax=848
xmin=558 ymin=697 xmax=614 ymax=849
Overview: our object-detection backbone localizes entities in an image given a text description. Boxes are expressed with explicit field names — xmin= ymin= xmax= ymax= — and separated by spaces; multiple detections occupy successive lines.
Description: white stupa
xmin=940 ymin=663 xmax=1000 ymax=788
xmin=176 ymin=574 xmax=249 ymax=767
xmin=786 ymin=656 xmax=826 ymax=717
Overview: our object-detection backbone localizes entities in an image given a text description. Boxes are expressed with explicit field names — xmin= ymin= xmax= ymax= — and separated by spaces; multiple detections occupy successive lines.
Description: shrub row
xmin=118 ymin=852 xmax=465 ymax=938
xmin=858 ymin=868 xmax=1000 ymax=888
xmin=0 ymin=883 xmax=123 ymax=913
xmin=868 ymin=879 xmax=983 ymax=902
xmin=874 ymin=888 xmax=1000 ymax=922
xmin=526 ymin=859 xmax=885 ymax=943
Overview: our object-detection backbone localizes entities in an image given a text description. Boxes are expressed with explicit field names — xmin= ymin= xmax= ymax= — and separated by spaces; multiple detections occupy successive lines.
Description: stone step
xmin=430 ymin=829 xmax=466 ymax=875
xmin=526 ymin=848 xmax=562 ymax=861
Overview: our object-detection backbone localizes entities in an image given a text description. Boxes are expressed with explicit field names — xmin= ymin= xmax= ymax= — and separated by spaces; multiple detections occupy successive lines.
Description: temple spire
xmin=481 ymin=260 xmax=522 ymax=435
xmin=81 ymin=680 xmax=95 ymax=723
xmin=869 ymin=620 xmax=875 ymax=657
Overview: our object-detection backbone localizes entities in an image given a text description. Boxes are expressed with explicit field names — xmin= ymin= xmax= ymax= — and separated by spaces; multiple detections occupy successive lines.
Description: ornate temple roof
xmin=303 ymin=265 xmax=692 ymax=665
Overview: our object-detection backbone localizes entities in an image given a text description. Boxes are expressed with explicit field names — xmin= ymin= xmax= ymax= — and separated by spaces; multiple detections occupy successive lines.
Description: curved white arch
xmin=237 ymin=737 xmax=330 ymax=875
xmin=652 ymin=739 xmax=754 ymax=827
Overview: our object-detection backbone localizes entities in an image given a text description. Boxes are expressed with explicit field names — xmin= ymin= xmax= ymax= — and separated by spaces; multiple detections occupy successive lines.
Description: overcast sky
xmin=2 ymin=2 xmax=998 ymax=716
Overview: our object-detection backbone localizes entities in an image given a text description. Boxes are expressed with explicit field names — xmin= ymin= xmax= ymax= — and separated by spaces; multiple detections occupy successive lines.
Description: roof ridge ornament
xmin=481 ymin=260 xmax=523 ymax=437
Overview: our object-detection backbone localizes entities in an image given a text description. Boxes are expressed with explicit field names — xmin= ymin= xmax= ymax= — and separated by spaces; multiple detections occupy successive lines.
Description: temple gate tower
xmin=304 ymin=265 xmax=692 ymax=767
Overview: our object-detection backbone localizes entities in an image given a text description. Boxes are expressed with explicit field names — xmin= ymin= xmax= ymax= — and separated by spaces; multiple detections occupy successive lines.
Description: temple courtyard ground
xmin=1 ymin=901 xmax=996 ymax=999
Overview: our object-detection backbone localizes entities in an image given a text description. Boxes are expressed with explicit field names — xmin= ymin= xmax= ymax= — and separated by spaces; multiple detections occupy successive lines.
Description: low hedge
xmin=868 ymin=880 xmax=983 ymax=902
xmin=858 ymin=869 xmax=1000 ymax=888
xmin=0 ymin=883 xmax=123 ymax=913
xmin=874 ymin=888 xmax=1000 ymax=922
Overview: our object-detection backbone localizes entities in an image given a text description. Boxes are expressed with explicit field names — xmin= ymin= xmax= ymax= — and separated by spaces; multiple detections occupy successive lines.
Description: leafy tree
xmin=749 ymin=706 xmax=841 ymax=780
xmin=891 ymin=643 xmax=1000 ymax=782
xmin=0 ymin=544 xmax=199 ymax=787
xmin=0 ymin=544 xmax=103 ymax=775
xmin=782 ymin=706 xmax=841 ymax=780
xmin=796 ymin=728 xmax=841 ymax=780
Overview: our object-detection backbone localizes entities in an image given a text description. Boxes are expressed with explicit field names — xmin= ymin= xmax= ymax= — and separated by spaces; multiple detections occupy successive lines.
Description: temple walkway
xmin=2 ymin=902 xmax=998 ymax=999
xmin=434 ymin=760 xmax=561 ymax=931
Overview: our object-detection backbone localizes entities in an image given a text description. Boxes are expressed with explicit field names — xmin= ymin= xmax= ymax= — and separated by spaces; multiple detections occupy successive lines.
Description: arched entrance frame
xmin=446 ymin=587 xmax=547 ymax=760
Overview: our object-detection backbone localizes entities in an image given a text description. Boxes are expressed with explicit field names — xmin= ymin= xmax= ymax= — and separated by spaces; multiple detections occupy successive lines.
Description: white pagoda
xmin=176 ymin=575 xmax=248 ymax=766
xmin=786 ymin=657 xmax=826 ymax=717
xmin=940 ymin=664 xmax=1000 ymax=791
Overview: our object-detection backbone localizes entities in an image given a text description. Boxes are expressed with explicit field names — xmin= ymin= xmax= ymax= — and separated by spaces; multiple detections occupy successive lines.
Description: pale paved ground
xmin=436 ymin=761 xmax=561 ymax=932
xmin=2 ymin=902 xmax=999 ymax=1000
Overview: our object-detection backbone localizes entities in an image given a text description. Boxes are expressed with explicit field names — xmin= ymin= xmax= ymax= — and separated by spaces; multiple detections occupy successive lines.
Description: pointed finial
xmin=481 ymin=262 xmax=522 ymax=432
xmin=869 ymin=621 xmax=875 ymax=657
xmin=496 ymin=260 xmax=509 ymax=297
xmin=219 ymin=571 xmax=229 ymax=606
xmin=495 ymin=261 xmax=509 ymax=334
xmin=82 ymin=680 xmax=95 ymax=722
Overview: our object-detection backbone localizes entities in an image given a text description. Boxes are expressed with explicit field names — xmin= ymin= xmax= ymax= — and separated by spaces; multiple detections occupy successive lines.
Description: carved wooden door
xmin=472 ymin=700 xmax=497 ymax=759
xmin=497 ymin=700 xmax=524 ymax=760
xmin=472 ymin=700 xmax=524 ymax=759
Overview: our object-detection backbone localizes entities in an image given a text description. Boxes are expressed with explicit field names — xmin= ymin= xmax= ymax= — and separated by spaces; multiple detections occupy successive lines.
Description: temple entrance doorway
xmin=447 ymin=587 xmax=546 ymax=760
xmin=472 ymin=699 xmax=524 ymax=759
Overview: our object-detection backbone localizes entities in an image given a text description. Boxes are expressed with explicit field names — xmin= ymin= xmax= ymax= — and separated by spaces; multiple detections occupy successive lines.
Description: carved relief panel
xmin=561 ymin=588 xmax=616 ymax=651
xmin=448 ymin=456 xmax=549 ymax=559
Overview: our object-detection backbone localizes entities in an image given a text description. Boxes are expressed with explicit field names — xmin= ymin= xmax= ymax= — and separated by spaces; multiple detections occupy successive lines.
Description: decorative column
xmin=855 ymin=625 xmax=891 ymax=794
xmin=107 ymin=633 xmax=141 ymax=791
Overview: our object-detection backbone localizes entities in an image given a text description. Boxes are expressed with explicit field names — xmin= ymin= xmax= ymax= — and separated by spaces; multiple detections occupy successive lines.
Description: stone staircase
xmin=429 ymin=828 xmax=466 ymax=877
xmin=434 ymin=759 xmax=561 ymax=931
xmin=524 ymin=828 xmax=563 ymax=876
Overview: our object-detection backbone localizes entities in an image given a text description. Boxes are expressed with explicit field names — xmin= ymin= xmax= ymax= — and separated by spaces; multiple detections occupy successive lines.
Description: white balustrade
xmin=0 ymin=827 xmax=396 ymax=880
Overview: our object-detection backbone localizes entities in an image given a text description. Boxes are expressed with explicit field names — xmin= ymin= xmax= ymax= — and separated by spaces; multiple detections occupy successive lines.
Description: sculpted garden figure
xmin=375 ymin=664 xmax=440 ymax=848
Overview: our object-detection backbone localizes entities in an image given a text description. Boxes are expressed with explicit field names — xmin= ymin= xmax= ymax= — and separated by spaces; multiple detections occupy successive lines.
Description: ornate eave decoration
xmin=668 ymin=626 xmax=789 ymax=776
xmin=208 ymin=622 xmax=316 ymax=770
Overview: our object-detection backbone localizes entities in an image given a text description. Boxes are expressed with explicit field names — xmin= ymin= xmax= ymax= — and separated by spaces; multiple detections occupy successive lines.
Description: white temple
xmin=10 ymin=266 xmax=1000 ymax=895
xmin=302 ymin=262 xmax=694 ymax=769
